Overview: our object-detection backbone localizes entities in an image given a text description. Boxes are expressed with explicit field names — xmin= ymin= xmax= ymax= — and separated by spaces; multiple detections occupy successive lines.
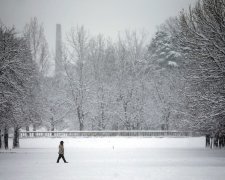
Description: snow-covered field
xmin=1 ymin=137 xmax=225 ymax=180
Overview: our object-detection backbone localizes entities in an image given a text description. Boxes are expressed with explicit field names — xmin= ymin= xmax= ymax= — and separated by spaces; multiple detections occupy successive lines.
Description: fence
xmin=19 ymin=130 xmax=201 ymax=138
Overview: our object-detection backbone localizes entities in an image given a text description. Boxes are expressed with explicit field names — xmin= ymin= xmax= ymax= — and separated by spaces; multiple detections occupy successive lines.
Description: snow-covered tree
xmin=87 ymin=35 xmax=113 ymax=130
xmin=148 ymin=25 xmax=180 ymax=68
xmin=147 ymin=22 xmax=186 ymax=130
xmin=41 ymin=76 xmax=70 ymax=132
xmin=113 ymin=31 xmax=150 ymax=130
xmin=173 ymin=0 xmax=225 ymax=135
xmin=24 ymin=17 xmax=49 ymax=75
xmin=65 ymin=26 xmax=91 ymax=130
xmin=0 ymin=24 xmax=40 ymax=148
xmin=23 ymin=17 xmax=51 ymax=132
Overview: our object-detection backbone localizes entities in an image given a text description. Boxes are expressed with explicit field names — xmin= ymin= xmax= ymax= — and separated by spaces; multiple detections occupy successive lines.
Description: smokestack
xmin=55 ymin=24 xmax=62 ymax=76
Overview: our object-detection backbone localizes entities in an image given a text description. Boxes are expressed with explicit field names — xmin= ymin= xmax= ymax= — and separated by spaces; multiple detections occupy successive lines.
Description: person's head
xmin=60 ymin=141 xmax=64 ymax=145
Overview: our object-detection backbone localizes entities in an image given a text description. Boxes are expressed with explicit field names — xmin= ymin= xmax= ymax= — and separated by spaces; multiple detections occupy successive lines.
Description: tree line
xmin=1 ymin=0 xmax=225 ymax=148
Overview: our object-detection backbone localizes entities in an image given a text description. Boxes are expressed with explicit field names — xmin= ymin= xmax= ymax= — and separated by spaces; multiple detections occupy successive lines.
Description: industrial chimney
xmin=55 ymin=24 xmax=62 ymax=76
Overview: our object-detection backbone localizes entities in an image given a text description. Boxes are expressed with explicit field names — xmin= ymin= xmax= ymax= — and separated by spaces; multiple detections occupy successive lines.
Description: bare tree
xmin=114 ymin=31 xmax=149 ymax=130
xmin=23 ymin=17 xmax=50 ymax=132
xmin=65 ymin=26 xmax=90 ymax=130
xmin=24 ymin=17 xmax=49 ymax=75
xmin=87 ymin=35 xmax=113 ymax=130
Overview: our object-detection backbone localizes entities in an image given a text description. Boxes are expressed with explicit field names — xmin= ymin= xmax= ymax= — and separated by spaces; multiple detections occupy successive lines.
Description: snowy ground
xmin=1 ymin=137 xmax=225 ymax=180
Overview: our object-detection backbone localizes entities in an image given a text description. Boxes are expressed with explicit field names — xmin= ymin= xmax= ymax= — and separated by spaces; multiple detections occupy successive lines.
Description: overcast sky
xmin=0 ymin=0 xmax=197 ymax=52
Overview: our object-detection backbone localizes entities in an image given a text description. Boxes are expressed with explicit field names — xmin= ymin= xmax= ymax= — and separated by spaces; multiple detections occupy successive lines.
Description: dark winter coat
xmin=58 ymin=144 xmax=64 ymax=154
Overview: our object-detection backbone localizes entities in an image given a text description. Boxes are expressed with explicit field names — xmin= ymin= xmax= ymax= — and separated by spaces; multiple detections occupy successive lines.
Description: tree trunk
xmin=165 ymin=110 xmax=170 ymax=131
xmin=80 ymin=122 xmax=84 ymax=131
xmin=206 ymin=134 xmax=210 ymax=147
xmin=0 ymin=129 xmax=2 ymax=149
xmin=4 ymin=126 xmax=8 ymax=149
xmin=13 ymin=127 xmax=20 ymax=148
xmin=26 ymin=126 xmax=30 ymax=137
xmin=51 ymin=117 xmax=55 ymax=136
xmin=210 ymin=136 xmax=214 ymax=149
xmin=77 ymin=106 xmax=84 ymax=131
xmin=33 ymin=124 xmax=36 ymax=137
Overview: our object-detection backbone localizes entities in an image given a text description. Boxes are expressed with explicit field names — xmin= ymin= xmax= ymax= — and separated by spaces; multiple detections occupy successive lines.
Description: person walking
xmin=57 ymin=141 xmax=68 ymax=163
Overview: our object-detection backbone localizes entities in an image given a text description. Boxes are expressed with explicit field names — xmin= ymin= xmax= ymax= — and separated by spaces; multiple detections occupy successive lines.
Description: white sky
xmin=0 ymin=0 xmax=197 ymax=52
